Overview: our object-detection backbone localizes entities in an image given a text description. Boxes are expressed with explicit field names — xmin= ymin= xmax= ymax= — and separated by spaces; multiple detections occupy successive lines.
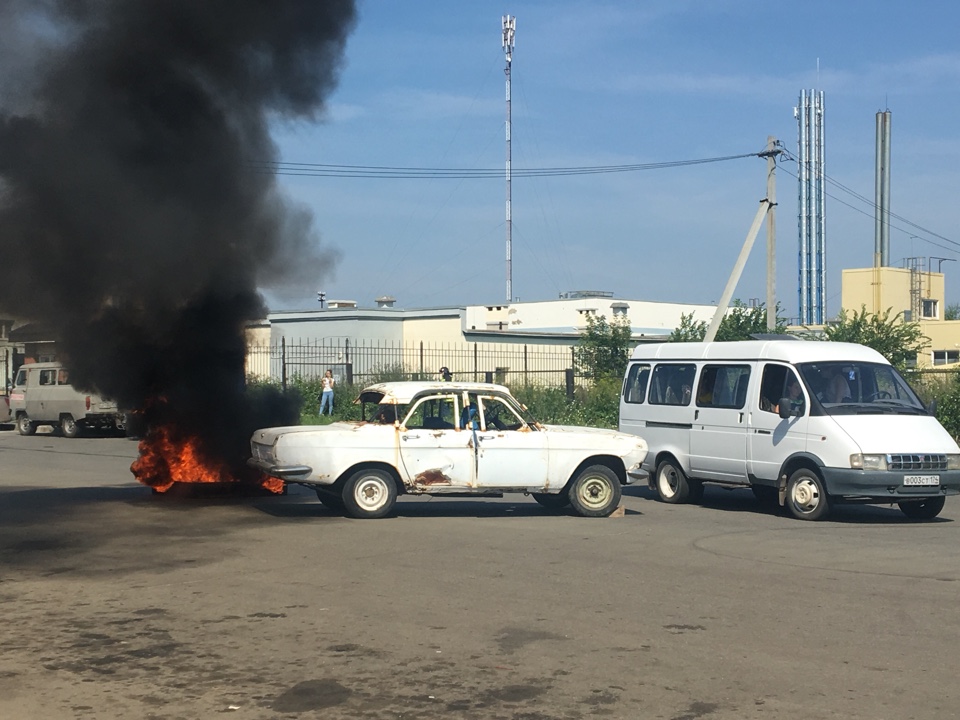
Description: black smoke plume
xmin=0 ymin=0 xmax=356 ymax=481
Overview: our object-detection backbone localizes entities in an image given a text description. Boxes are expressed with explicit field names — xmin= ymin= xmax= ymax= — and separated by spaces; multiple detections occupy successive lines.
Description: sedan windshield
xmin=796 ymin=361 xmax=927 ymax=415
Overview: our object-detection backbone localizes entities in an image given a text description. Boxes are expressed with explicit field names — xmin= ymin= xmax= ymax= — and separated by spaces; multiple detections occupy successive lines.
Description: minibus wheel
xmin=784 ymin=468 xmax=830 ymax=521
xmin=655 ymin=458 xmax=691 ymax=504
xmin=60 ymin=414 xmax=80 ymax=439
xmin=897 ymin=495 xmax=945 ymax=520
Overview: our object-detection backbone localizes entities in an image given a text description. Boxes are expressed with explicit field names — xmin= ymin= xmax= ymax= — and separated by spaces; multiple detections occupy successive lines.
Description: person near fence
xmin=318 ymin=369 xmax=335 ymax=415
xmin=439 ymin=366 xmax=452 ymax=382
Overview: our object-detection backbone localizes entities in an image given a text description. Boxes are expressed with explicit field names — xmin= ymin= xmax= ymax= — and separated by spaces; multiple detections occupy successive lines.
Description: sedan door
xmin=473 ymin=395 xmax=550 ymax=489
xmin=398 ymin=394 xmax=476 ymax=489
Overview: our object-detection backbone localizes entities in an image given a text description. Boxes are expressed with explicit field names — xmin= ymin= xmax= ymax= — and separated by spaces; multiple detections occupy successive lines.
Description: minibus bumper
xmin=820 ymin=468 xmax=960 ymax=499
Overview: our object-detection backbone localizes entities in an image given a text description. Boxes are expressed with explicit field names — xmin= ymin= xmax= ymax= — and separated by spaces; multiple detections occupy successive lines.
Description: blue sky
xmin=267 ymin=0 xmax=960 ymax=319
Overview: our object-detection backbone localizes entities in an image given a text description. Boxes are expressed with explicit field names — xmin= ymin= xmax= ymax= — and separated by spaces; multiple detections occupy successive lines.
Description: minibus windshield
xmin=796 ymin=361 xmax=927 ymax=415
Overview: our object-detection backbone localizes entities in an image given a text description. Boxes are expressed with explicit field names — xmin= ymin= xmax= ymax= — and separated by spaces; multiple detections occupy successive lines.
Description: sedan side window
xmin=403 ymin=396 xmax=458 ymax=430
xmin=479 ymin=396 xmax=525 ymax=431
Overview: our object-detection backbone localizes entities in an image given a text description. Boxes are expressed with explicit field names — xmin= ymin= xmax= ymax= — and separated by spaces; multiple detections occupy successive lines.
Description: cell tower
xmin=502 ymin=14 xmax=515 ymax=303
xmin=795 ymin=89 xmax=826 ymax=324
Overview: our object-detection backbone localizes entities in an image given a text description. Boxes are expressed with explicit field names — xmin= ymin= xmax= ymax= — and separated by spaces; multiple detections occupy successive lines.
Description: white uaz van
xmin=9 ymin=362 xmax=123 ymax=438
xmin=619 ymin=339 xmax=960 ymax=521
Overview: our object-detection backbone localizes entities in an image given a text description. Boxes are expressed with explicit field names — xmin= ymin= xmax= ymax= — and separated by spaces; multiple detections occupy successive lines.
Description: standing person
xmin=318 ymin=369 xmax=335 ymax=416
xmin=439 ymin=366 xmax=452 ymax=382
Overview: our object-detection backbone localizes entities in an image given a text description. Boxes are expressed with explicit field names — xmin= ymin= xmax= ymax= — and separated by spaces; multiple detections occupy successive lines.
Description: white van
xmin=9 ymin=362 xmax=123 ymax=438
xmin=619 ymin=339 xmax=960 ymax=520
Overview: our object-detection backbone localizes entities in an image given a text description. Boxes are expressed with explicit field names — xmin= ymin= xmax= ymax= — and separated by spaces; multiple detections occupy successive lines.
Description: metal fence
xmin=246 ymin=338 xmax=580 ymax=389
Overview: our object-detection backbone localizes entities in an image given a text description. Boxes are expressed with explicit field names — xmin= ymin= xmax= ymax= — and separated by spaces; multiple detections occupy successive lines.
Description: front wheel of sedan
xmin=342 ymin=468 xmax=398 ymax=519
xmin=568 ymin=465 xmax=621 ymax=518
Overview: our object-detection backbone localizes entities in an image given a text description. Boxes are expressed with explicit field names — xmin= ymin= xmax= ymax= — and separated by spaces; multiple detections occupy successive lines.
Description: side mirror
xmin=779 ymin=399 xmax=802 ymax=419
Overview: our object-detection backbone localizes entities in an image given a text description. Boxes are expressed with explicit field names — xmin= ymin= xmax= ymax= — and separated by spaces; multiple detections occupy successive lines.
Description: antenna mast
xmin=503 ymin=14 xmax=515 ymax=303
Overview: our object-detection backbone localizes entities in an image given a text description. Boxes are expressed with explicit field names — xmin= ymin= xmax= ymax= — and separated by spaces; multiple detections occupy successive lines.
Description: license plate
xmin=903 ymin=475 xmax=940 ymax=487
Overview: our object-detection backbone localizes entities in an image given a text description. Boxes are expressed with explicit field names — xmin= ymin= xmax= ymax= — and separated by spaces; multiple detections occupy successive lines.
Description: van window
xmin=14 ymin=369 xmax=27 ymax=388
xmin=39 ymin=369 xmax=57 ymax=386
xmin=759 ymin=365 xmax=804 ymax=415
xmin=57 ymin=369 xmax=70 ymax=385
xmin=696 ymin=365 xmax=751 ymax=409
xmin=623 ymin=363 xmax=651 ymax=404
xmin=796 ymin=361 xmax=925 ymax=414
xmin=649 ymin=364 xmax=696 ymax=406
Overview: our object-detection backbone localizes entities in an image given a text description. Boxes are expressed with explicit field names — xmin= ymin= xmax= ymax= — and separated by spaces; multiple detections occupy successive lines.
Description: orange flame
xmin=131 ymin=423 xmax=282 ymax=494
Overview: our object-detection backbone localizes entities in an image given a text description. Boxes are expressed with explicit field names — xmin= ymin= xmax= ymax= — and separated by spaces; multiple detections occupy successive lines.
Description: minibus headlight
xmin=850 ymin=454 xmax=887 ymax=471
xmin=947 ymin=454 xmax=960 ymax=470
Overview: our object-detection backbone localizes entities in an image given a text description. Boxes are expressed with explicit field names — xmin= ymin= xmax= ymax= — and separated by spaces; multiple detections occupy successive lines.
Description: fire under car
xmin=249 ymin=381 xmax=648 ymax=519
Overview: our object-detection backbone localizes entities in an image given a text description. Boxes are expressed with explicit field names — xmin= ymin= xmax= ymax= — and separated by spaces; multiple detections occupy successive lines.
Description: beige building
xmin=841 ymin=266 xmax=960 ymax=368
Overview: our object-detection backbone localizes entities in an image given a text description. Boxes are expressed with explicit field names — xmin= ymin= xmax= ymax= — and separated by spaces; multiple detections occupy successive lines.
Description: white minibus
xmin=619 ymin=339 xmax=960 ymax=520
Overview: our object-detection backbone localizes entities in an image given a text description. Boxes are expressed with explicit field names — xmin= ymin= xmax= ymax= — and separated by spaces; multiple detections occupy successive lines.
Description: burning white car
xmin=249 ymin=381 xmax=648 ymax=519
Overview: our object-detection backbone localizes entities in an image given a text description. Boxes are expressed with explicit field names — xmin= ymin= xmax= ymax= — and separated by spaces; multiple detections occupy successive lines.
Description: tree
xmin=946 ymin=303 xmax=960 ymax=321
xmin=820 ymin=305 xmax=928 ymax=372
xmin=668 ymin=301 xmax=788 ymax=342
xmin=575 ymin=314 xmax=633 ymax=381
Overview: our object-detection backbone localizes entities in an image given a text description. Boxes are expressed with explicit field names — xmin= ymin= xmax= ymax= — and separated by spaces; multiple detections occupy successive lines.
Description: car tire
xmin=60 ymin=414 xmax=80 ymax=439
xmin=17 ymin=414 xmax=36 ymax=436
xmin=532 ymin=492 xmax=570 ymax=510
xmin=897 ymin=496 xmax=945 ymax=520
xmin=655 ymin=458 xmax=691 ymax=504
xmin=784 ymin=468 xmax=830 ymax=521
xmin=315 ymin=487 xmax=345 ymax=511
xmin=568 ymin=465 xmax=621 ymax=518
xmin=342 ymin=468 xmax=398 ymax=519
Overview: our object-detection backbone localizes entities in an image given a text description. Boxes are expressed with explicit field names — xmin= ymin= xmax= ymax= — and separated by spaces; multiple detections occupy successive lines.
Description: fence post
xmin=524 ymin=344 xmax=528 ymax=385
xmin=474 ymin=343 xmax=478 ymax=381
xmin=565 ymin=368 xmax=574 ymax=400
xmin=281 ymin=336 xmax=287 ymax=391
xmin=485 ymin=371 xmax=493 ymax=383
xmin=346 ymin=362 xmax=353 ymax=385
xmin=419 ymin=341 xmax=424 ymax=378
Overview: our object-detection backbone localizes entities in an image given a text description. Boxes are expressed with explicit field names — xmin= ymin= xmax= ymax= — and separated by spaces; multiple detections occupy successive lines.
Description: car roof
xmin=628 ymin=339 xmax=888 ymax=365
xmin=358 ymin=381 xmax=513 ymax=405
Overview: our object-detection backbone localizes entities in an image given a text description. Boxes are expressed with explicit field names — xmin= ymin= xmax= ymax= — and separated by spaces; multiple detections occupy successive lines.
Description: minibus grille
xmin=887 ymin=454 xmax=948 ymax=471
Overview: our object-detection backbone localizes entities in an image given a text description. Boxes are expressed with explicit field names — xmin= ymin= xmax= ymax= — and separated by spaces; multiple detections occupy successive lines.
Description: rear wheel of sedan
xmin=532 ymin=492 xmax=570 ymax=510
xmin=60 ymin=414 xmax=80 ymax=439
xmin=898 ymin=495 xmax=945 ymax=520
xmin=342 ymin=468 xmax=397 ymax=519
xmin=17 ymin=414 xmax=36 ymax=436
xmin=568 ymin=465 xmax=621 ymax=517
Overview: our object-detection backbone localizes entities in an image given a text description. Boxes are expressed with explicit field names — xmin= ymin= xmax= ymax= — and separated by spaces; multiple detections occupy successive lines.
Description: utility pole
xmin=764 ymin=136 xmax=778 ymax=331
xmin=502 ymin=14 xmax=515 ymax=303
xmin=704 ymin=138 xmax=781 ymax=343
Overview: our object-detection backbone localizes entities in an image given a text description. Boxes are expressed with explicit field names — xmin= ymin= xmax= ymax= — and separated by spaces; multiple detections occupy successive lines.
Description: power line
xmin=778 ymin=148 xmax=960 ymax=252
xmin=247 ymin=152 xmax=760 ymax=179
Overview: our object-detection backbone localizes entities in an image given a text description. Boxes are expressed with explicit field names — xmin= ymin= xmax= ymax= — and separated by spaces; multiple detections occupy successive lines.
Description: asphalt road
xmin=1 ymin=427 xmax=959 ymax=720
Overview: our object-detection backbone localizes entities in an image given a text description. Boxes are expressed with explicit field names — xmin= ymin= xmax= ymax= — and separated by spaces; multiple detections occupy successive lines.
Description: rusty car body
xmin=249 ymin=381 xmax=648 ymax=519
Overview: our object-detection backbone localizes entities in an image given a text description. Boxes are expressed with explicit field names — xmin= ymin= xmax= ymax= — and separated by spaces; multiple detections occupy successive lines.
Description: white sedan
xmin=250 ymin=381 xmax=648 ymax=519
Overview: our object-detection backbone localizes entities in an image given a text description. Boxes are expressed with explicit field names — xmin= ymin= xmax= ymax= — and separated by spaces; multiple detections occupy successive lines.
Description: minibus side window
xmin=623 ymin=364 xmax=651 ymax=404
xmin=697 ymin=365 xmax=751 ymax=409
xmin=39 ymin=369 xmax=56 ymax=386
xmin=649 ymin=364 xmax=696 ymax=406
xmin=759 ymin=365 xmax=804 ymax=415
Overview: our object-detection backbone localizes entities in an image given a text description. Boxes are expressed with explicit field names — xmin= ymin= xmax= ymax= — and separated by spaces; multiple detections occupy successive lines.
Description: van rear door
xmin=689 ymin=364 xmax=751 ymax=482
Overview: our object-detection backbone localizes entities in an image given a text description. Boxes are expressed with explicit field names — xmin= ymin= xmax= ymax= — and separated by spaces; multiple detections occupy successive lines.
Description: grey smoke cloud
xmin=0 ymin=0 xmax=356 ymax=475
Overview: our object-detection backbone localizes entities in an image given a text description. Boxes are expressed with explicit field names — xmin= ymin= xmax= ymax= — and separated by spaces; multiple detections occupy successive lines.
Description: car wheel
xmin=342 ymin=468 xmax=397 ymax=519
xmin=315 ymin=487 xmax=345 ymax=511
xmin=17 ymin=414 xmax=36 ymax=436
xmin=532 ymin=492 xmax=570 ymax=510
xmin=898 ymin=496 xmax=945 ymax=520
xmin=784 ymin=468 xmax=830 ymax=521
xmin=568 ymin=465 xmax=621 ymax=518
xmin=60 ymin=414 xmax=80 ymax=439
xmin=655 ymin=458 xmax=691 ymax=504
